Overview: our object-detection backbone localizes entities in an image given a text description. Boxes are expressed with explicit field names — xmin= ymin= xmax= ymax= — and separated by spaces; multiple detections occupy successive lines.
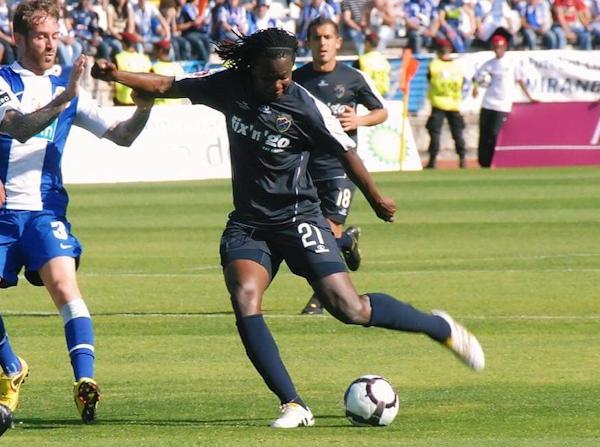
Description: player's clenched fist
xmin=373 ymin=196 xmax=396 ymax=222
xmin=91 ymin=59 xmax=117 ymax=82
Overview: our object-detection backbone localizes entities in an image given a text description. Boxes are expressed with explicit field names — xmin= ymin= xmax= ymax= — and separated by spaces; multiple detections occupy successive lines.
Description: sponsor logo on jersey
xmin=334 ymin=84 xmax=345 ymax=98
xmin=36 ymin=120 xmax=58 ymax=141
xmin=258 ymin=105 xmax=271 ymax=114
xmin=0 ymin=91 xmax=11 ymax=105
xmin=317 ymin=79 xmax=328 ymax=87
xmin=275 ymin=114 xmax=292 ymax=133
xmin=231 ymin=115 xmax=290 ymax=153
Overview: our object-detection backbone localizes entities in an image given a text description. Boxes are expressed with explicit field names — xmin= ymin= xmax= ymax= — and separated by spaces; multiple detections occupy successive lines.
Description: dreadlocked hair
xmin=215 ymin=28 xmax=298 ymax=72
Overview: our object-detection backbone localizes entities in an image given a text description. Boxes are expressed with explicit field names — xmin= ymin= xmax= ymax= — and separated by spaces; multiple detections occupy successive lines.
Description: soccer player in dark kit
xmin=91 ymin=28 xmax=485 ymax=429
xmin=293 ymin=17 xmax=388 ymax=315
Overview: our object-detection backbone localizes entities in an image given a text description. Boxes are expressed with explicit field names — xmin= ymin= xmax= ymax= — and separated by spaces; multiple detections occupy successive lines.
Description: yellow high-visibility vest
xmin=358 ymin=51 xmax=391 ymax=97
xmin=151 ymin=61 xmax=186 ymax=106
xmin=114 ymin=51 xmax=152 ymax=105
xmin=428 ymin=57 xmax=463 ymax=112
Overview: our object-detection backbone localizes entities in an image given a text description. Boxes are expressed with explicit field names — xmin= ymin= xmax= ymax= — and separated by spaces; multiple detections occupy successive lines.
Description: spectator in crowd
xmin=404 ymin=0 xmax=439 ymax=54
xmin=104 ymin=0 xmax=134 ymax=61
xmin=69 ymin=0 xmax=103 ymax=56
xmin=151 ymin=40 xmax=186 ymax=104
xmin=362 ymin=0 xmax=399 ymax=52
xmin=425 ymin=38 xmax=466 ymax=169
xmin=132 ymin=0 xmax=171 ymax=54
xmin=296 ymin=0 xmax=337 ymax=55
xmin=518 ymin=0 xmax=557 ymax=49
xmin=357 ymin=31 xmax=391 ymax=96
xmin=217 ymin=0 xmax=248 ymax=41
xmin=114 ymin=32 xmax=152 ymax=104
xmin=160 ymin=0 xmax=192 ymax=60
xmin=248 ymin=0 xmax=281 ymax=34
xmin=437 ymin=0 xmax=476 ymax=52
xmin=341 ymin=0 xmax=368 ymax=54
xmin=177 ymin=0 xmax=211 ymax=63
xmin=56 ymin=0 xmax=83 ymax=66
xmin=472 ymin=33 xmax=536 ymax=167
xmin=0 ymin=0 xmax=15 ymax=64
xmin=591 ymin=0 xmax=600 ymax=47
xmin=475 ymin=0 xmax=520 ymax=44
xmin=552 ymin=0 xmax=592 ymax=49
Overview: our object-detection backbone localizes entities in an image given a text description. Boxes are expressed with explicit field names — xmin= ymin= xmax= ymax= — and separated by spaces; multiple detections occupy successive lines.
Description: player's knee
xmin=229 ymin=280 xmax=263 ymax=306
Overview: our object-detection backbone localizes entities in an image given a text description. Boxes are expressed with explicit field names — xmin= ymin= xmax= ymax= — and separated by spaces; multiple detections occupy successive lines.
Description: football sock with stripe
xmin=236 ymin=314 xmax=305 ymax=407
xmin=0 ymin=316 xmax=22 ymax=375
xmin=367 ymin=293 xmax=451 ymax=342
xmin=60 ymin=299 xmax=95 ymax=380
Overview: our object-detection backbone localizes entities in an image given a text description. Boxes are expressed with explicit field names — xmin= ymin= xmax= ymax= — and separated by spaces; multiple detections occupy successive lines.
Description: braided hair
xmin=215 ymin=29 xmax=298 ymax=72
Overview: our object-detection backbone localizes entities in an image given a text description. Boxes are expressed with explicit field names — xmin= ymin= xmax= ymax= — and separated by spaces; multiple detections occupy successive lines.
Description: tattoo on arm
xmin=0 ymin=103 xmax=67 ymax=143
xmin=104 ymin=106 xmax=152 ymax=146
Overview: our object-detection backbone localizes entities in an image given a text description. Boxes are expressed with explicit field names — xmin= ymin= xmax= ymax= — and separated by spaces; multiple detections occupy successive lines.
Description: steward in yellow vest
xmin=357 ymin=33 xmax=391 ymax=96
xmin=151 ymin=40 xmax=186 ymax=106
xmin=425 ymin=38 xmax=467 ymax=169
xmin=114 ymin=33 xmax=152 ymax=105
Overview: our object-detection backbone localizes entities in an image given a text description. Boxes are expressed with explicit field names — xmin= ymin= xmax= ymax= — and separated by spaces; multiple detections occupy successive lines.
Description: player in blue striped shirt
xmin=0 ymin=0 xmax=154 ymax=428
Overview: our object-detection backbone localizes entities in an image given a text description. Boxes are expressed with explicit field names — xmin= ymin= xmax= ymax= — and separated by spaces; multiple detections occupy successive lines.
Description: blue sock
xmin=60 ymin=299 xmax=95 ymax=380
xmin=0 ymin=317 xmax=21 ymax=375
xmin=367 ymin=293 xmax=451 ymax=342
xmin=337 ymin=232 xmax=352 ymax=251
xmin=236 ymin=314 xmax=304 ymax=407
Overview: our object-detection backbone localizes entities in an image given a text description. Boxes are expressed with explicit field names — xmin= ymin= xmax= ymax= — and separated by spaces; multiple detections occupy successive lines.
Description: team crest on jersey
xmin=334 ymin=84 xmax=345 ymax=98
xmin=275 ymin=114 xmax=292 ymax=133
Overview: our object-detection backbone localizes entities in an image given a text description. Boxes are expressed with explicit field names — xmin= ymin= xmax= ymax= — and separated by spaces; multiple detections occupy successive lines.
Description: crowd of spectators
xmin=0 ymin=0 xmax=597 ymax=68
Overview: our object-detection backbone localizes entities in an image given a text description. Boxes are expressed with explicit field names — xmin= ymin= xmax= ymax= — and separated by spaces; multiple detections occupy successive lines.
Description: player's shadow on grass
xmin=18 ymin=414 xmax=345 ymax=429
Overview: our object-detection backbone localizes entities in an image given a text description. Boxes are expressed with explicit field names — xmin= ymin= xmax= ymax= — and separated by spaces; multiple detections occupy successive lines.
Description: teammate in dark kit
xmin=293 ymin=17 xmax=388 ymax=315
xmin=91 ymin=28 xmax=485 ymax=429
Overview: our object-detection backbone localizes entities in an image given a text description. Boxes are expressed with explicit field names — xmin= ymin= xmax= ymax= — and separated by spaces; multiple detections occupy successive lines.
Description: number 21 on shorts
xmin=298 ymin=223 xmax=330 ymax=254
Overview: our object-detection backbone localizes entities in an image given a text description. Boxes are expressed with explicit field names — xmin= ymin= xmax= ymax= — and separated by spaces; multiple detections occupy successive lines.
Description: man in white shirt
xmin=472 ymin=33 xmax=536 ymax=167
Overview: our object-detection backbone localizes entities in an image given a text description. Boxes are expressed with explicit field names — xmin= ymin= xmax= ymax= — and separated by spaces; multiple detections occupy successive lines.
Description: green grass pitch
xmin=2 ymin=166 xmax=600 ymax=446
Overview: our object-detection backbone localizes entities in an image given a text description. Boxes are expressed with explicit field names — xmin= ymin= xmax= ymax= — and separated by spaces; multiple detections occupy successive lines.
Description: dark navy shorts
xmin=0 ymin=210 xmax=82 ymax=288
xmin=219 ymin=216 xmax=347 ymax=282
xmin=314 ymin=177 xmax=357 ymax=225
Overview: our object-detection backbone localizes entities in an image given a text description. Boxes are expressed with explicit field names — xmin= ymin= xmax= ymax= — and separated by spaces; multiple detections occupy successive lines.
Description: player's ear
xmin=336 ymin=36 xmax=342 ymax=50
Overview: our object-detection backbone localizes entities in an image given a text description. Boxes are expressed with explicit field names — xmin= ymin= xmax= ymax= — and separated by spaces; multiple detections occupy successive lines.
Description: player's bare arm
xmin=0 ymin=56 xmax=86 ymax=143
xmin=103 ymin=91 xmax=154 ymax=146
xmin=338 ymin=107 xmax=388 ymax=131
xmin=339 ymin=149 xmax=396 ymax=222
xmin=92 ymin=59 xmax=183 ymax=98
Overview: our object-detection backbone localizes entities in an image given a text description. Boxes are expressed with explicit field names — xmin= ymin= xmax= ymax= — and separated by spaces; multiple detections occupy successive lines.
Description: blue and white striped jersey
xmin=0 ymin=63 xmax=114 ymax=214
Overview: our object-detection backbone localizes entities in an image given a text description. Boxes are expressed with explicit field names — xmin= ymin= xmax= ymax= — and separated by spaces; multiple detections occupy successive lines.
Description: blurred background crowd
xmin=0 ymin=0 xmax=598 ymax=68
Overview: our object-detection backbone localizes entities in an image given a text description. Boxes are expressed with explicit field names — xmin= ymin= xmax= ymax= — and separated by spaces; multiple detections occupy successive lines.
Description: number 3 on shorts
xmin=297 ymin=223 xmax=330 ymax=254
xmin=51 ymin=221 xmax=69 ymax=240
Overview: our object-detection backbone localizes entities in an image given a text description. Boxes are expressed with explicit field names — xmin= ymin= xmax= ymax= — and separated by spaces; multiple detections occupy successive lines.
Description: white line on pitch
xmin=2 ymin=311 xmax=600 ymax=321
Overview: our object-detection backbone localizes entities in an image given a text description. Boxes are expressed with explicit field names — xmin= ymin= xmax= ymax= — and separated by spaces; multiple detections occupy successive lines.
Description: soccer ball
xmin=343 ymin=375 xmax=399 ymax=427
xmin=476 ymin=71 xmax=492 ymax=88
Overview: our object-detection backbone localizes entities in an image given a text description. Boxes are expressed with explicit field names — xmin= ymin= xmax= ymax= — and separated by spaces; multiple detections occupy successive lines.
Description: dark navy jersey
xmin=173 ymin=69 xmax=355 ymax=228
xmin=293 ymin=62 xmax=384 ymax=181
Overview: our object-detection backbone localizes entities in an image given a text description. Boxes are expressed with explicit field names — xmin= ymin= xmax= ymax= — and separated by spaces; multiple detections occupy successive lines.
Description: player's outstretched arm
xmin=92 ymin=59 xmax=182 ymax=98
xmin=103 ymin=90 xmax=154 ymax=146
xmin=0 ymin=56 xmax=86 ymax=143
xmin=339 ymin=149 xmax=396 ymax=222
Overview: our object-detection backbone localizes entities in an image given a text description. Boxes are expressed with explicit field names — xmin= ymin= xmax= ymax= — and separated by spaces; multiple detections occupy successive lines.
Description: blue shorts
xmin=0 ymin=210 xmax=82 ymax=288
xmin=219 ymin=217 xmax=347 ymax=282
xmin=314 ymin=178 xmax=357 ymax=225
